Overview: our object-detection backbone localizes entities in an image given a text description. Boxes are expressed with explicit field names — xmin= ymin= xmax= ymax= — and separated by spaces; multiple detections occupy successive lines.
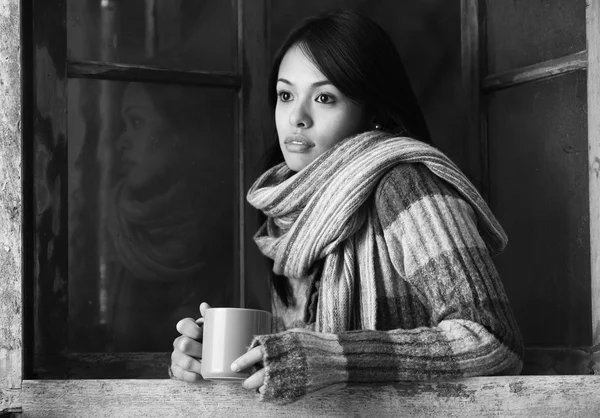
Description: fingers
xmin=171 ymin=347 xmax=203 ymax=375
xmin=173 ymin=335 xmax=203 ymax=358
xmin=176 ymin=317 xmax=203 ymax=340
xmin=199 ymin=302 xmax=211 ymax=317
xmin=242 ymin=367 xmax=266 ymax=390
xmin=170 ymin=364 xmax=203 ymax=383
xmin=231 ymin=345 xmax=264 ymax=373
xmin=170 ymin=342 xmax=203 ymax=383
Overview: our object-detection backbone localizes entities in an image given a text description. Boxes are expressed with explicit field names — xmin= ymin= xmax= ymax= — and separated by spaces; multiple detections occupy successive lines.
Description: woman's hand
xmin=231 ymin=345 xmax=267 ymax=394
xmin=170 ymin=302 xmax=211 ymax=382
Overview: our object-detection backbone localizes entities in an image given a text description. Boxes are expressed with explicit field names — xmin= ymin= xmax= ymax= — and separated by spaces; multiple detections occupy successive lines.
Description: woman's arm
xmin=250 ymin=164 xmax=523 ymax=404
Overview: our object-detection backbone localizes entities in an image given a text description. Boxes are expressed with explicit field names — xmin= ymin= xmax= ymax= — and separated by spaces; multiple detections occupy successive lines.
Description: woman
xmin=106 ymin=82 xmax=234 ymax=351
xmin=170 ymin=10 xmax=523 ymax=403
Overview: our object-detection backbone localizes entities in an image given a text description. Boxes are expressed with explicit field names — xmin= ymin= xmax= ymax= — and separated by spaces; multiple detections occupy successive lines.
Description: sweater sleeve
xmin=250 ymin=164 xmax=524 ymax=404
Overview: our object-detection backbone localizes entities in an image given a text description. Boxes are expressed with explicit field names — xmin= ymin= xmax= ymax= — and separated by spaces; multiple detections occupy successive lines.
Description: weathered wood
xmin=586 ymin=0 xmax=600 ymax=345
xmin=483 ymin=50 xmax=587 ymax=92
xmin=0 ymin=0 xmax=23 ymax=393
xmin=0 ymin=388 xmax=21 ymax=415
xmin=19 ymin=377 xmax=600 ymax=417
xmin=68 ymin=61 xmax=241 ymax=89
xmin=239 ymin=0 xmax=271 ymax=311
xmin=460 ymin=0 xmax=488 ymax=196
xmin=588 ymin=0 xmax=600 ymax=347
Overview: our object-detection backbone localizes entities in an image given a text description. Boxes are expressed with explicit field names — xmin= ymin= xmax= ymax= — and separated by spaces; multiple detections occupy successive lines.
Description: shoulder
xmin=374 ymin=163 xmax=463 ymax=228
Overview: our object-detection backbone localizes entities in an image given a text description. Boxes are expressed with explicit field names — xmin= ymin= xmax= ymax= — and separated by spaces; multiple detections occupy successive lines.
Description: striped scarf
xmin=246 ymin=131 xmax=507 ymax=333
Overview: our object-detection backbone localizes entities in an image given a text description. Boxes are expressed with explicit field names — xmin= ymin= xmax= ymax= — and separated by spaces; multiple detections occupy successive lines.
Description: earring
xmin=374 ymin=124 xmax=382 ymax=130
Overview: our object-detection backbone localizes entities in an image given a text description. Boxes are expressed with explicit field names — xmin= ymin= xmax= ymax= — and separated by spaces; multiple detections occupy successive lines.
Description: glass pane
xmin=488 ymin=71 xmax=590 ymax=347
xmin=68 ymin=0 xmax=235 ymax=71
xmin=68 ymin=79 xmax=236 ymax=353
xmin=486 ymin=0 xmax=586 ymax=73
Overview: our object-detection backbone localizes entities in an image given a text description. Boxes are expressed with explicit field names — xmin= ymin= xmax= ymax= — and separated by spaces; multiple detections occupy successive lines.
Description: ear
xmin=368 ymin=115 xmax=381 ymax=130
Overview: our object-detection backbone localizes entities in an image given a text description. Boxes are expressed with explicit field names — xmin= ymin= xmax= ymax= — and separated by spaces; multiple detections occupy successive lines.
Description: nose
xmin=289 ymin=101 xmax=312 ymax=129
xmin=116 ymin=130 xmax=131 ymax=153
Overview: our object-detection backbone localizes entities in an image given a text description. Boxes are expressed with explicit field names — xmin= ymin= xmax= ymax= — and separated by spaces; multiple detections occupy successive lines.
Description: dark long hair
xmin=262 ymin=10 xmax=432 ymax=306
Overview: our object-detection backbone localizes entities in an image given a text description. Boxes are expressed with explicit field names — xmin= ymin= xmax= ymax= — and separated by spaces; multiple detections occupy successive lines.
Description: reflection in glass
xmin=68 ymin=0 xmax=235 ymax=71
xmin=68 ymin=80 xmax=236 ymax=352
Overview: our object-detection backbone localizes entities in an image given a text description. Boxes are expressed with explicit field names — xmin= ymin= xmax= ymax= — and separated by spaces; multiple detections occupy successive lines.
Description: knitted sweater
xmin=250 ymin=162 xmax=523 ymax=403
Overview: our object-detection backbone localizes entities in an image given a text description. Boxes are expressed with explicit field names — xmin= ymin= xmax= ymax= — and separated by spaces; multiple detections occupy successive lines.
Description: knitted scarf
xmin=246 ymin=131 xmax=507 ymax=333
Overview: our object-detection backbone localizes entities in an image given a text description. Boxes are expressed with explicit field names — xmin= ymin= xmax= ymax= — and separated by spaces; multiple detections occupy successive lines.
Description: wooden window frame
xmin=463 ymin=0 xmax=600 ymax=371
xmin=24 ymin=0 xmax=271 ymax=381
xmin=2 ymin=0 xmax=600 ymax=415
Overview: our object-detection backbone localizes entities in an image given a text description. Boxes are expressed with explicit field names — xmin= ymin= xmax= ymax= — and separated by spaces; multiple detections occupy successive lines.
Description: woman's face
xmin=117 ymin=84 xmax=179 ymax=189
xmin=275 ymin=44 xmax=367 ymax=172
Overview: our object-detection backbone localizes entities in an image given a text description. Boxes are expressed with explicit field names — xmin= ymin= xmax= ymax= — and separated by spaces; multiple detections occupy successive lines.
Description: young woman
xmin=170 ymin=10 xmax=523 ymax=403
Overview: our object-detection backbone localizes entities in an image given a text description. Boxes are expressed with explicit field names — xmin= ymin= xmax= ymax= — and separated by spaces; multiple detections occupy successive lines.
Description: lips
xmin=284 ymin=134 xmax=315 ymax=153
xmin=118 ymin=155 xmax=136 ymax=174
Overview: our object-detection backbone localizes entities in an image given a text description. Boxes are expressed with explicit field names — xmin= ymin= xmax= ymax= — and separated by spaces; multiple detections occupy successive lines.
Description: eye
xmin=127 ymin=115 xmax=144 ymax=130
xmin=277 ymin=91 xmax=292 ymax=102
xmin=316 ymin=93 xmax=335 ymax=104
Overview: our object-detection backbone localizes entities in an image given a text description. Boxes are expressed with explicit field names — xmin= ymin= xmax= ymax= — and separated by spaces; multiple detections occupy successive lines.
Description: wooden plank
xmin=19 ymin=377 xmax=600 ymax=417
xmin=0 ymin=388 xmax=21 ymax=415
xmin=0 ymin=0 xmax=22 ymax=395
xmin=483 ymin=50 xmax=587 ymax=92
xmin=587 ymin=0 xmax=600 ymax=346
xmin=239 ymin=0 xmax=271 ymax=311
xmin=68 ymin=60 xmax=241 ymax=89
xmin=460 ymin=0 xmax=488 ymax=196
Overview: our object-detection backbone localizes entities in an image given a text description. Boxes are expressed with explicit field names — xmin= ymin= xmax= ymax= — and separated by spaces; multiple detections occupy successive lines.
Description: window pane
xmin=486 ymin=0 xmax=586 ymax=74
xmin=488 ymin=71 xmax=590 ymax=347
xmin=67 ymin=79 xmax=236 ymax=353
xmin=68 ymin=0 xmax=235 ymax=71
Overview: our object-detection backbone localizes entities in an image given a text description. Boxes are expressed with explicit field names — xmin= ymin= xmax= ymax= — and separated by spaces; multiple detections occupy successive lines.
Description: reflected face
xmin=275 ymin=44 xmax=367 ymax=172
xmin=117 ymin=84 xmax=178 ymax=189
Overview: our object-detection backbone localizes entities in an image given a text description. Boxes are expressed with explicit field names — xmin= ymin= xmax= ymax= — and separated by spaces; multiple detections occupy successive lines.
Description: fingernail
xmin=231 ymin=362 xmax=239 ymax=372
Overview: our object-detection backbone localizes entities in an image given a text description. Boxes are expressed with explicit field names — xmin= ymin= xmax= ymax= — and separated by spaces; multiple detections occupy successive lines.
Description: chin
xmin=283 ymin=157 xmax=309 ymax=173
xmin=126 ymin=172 xmax=152 ymax=189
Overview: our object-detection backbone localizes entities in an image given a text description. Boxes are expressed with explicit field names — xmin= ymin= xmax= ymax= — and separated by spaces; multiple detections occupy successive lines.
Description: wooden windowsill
xmin=7 ymin=375 xmax=600 ymax=417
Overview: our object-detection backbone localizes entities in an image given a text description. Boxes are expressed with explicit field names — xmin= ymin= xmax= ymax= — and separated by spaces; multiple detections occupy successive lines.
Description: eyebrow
xmin=277 ymin=78 xmax=333 ymax=88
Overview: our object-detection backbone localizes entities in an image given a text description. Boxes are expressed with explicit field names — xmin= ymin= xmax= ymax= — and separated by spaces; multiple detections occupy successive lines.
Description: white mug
xmin=201 ymin=307 xmax=272 ymax=380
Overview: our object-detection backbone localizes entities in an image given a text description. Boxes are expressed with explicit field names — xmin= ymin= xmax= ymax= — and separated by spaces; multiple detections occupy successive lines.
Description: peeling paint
xmin=509 ymin=381 xmax=525 ymax=395
xmin=592 ymin=156 xmax=600 ymax=179
xmin=435 ymin=383 xmax=475 ymax=399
